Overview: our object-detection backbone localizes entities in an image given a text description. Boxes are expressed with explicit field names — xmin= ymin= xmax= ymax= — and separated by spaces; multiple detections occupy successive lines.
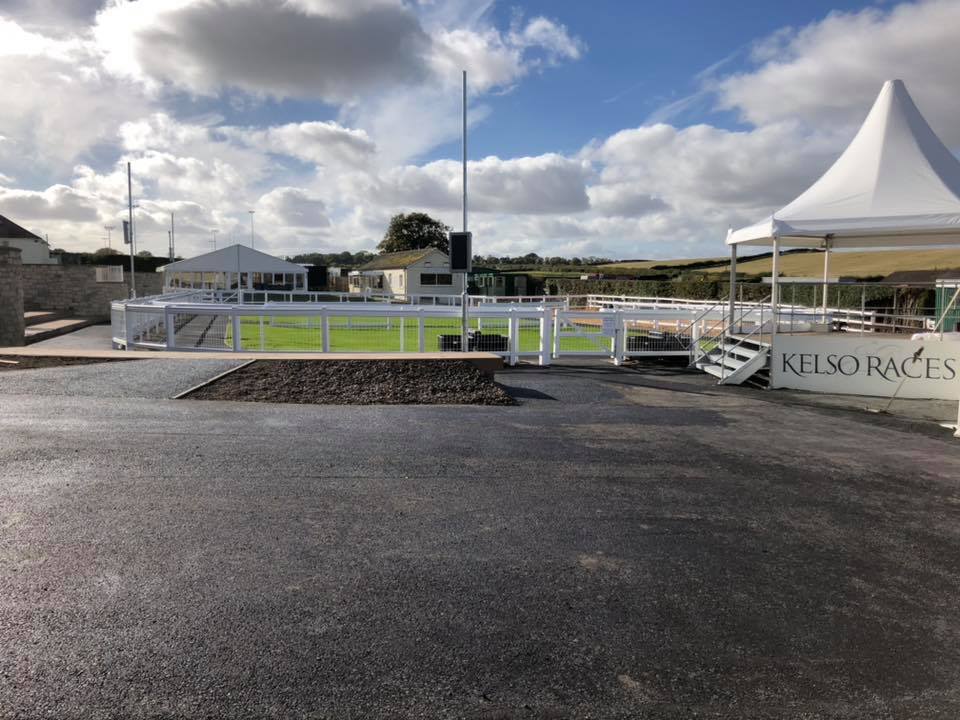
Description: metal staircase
xmin=693 ymin=297 xmax=772 ymax=387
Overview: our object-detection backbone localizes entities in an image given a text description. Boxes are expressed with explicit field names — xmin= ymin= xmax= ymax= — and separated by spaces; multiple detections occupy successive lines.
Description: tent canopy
xmin=159 ymin=244 xmax=306 ymax=274
xmin=728 ymin=79 xmax=960 ymax=249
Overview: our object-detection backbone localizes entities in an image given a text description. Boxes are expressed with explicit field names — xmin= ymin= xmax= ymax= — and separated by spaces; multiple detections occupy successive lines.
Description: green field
xmin=705 ymin=248 xmax=960 ymax=278
xmin=228 ymin=315 xmax=543 ymax=353
xmin=596 ymin=257 xmax=727 ymax=273
xmin=217 ymin=314 xmax=631 ymax=354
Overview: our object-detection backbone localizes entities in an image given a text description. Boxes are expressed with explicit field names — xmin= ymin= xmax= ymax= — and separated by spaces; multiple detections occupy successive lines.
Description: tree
xmin=378 ymin=212 xmax=450 ymax=255
xmin=94 ymin=247 xmax=121 ymax=257
xmin=136 ymin=250 xmax=153 ymax=257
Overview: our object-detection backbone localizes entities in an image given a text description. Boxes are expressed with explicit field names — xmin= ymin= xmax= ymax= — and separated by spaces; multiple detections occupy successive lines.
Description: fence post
xmin=322 ymin=310 xmax=330 ymax=353
xmin=539 ymin=308 xmax=552 ymax=367
xmin=165 ymin=308 xmax=174 ymax=350
xmin=124 ymin=306 xmax=134 ymax=350
xmin=400 ymin=316 xmax=405 ymax=352
xmin=553 ymin=308 xmax=561 ymax=358
xmin=614 ymin=313 xmax=625 ymax=366
xmin=259 ymin=315 xmax=265 ymax=351
xmin=860 ymin=286 xmax=866 ymax=335
xmin=230 ymin=313 xmax=241 ymax=352
xmin=691 ymin=319 xmax=701 ymax=364
xmin=417 ymin=311 xmax=425 ymax=352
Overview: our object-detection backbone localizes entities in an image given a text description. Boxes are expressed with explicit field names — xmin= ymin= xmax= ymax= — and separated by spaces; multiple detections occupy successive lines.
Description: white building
xmin=0 ymin=215 xmax=58 ymax=264
xmin=159 ymin=244 xmax=308 ymax=291
xmin=349 ymin=248 xmax=460 ymax=296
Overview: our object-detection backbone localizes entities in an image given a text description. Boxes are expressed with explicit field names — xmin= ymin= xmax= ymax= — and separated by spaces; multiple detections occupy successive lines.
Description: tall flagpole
xmin=169 ymin=211 xmax=176 ymax=262
xmin=460 ymin=70 xmax=469 ymax=350
xmin=127 ymin=162 xmax=136 ymax=298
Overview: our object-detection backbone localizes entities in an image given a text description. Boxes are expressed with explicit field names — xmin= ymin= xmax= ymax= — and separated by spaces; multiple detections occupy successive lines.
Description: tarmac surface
xmin=1 ymin=357 xmax=959 ymax=719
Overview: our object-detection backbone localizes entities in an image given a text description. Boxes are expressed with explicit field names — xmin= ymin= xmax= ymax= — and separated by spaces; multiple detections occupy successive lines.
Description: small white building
xmin=0 ymin=214 xmax=58 ymax=264
xmin=159 ymin=244 xmax=308 ymax=291
xmin=350 ymin=248 xmax=461 ymax=296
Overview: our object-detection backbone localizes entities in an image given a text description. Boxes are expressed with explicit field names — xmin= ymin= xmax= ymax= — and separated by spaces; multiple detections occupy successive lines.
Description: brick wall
xmin=0 ymin=246 xmax=25 ymax=346
xmin=20 ymin=265 xmax=163 ymax=318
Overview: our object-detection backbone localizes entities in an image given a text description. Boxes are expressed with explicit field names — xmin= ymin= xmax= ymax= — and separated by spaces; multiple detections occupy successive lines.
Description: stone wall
xmin=0 ymin=246 xmax=25 ymax=346
xmin=20 ymin=265 xmax=163 ymax=318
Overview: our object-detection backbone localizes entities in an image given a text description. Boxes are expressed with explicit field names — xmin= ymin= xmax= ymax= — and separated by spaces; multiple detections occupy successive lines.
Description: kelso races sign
xmin=771 ymin=335 xmax=960 ymax=400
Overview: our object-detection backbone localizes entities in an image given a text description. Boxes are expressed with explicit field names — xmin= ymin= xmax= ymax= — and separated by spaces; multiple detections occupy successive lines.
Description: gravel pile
xmin=185 ymin=359 xmax=516 ymax=405
xmin=0 ymin=355 xmax=133 ymax=372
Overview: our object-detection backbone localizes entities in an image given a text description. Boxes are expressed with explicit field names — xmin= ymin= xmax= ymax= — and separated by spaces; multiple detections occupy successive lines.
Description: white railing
xmin=113 ymin=286 xmax=937 ymax=362
xmin=112 ymin=295 xmax=753 ymax=366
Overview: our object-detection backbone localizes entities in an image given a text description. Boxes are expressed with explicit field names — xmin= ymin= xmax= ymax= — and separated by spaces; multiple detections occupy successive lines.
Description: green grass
xmin=705 ymin=248 xmax=960 ymax=278
xmin=222 ymin=314 xmax=622 ymax=354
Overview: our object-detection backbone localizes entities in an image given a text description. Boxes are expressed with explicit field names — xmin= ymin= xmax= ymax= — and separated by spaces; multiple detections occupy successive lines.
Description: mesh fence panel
xmin=126 ymin=308 xmax=167 ymax=347
xmin=172 ymin=313 xmax=230 ymax=350
xmin=111 ymin=305 xmax=125 ymax=344
xmin=239 ymin=314 xmax=324 ymax=351
xmin=624 ymin=318 xmax=692 ymax=355
xmin=555 ymin=313 xmax=611 ymax=354
xmin=327 ymin=314 xmax=405 ymax=352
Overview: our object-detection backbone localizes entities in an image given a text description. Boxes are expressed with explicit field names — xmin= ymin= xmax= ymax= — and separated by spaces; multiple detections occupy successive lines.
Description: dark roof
xmin=0 ymin=214 xmax=41 ymax=240
xmin=883 ymin=269 xmax=960 ymax=283
xmin=359 ymin=248 xmax=442 ymax=271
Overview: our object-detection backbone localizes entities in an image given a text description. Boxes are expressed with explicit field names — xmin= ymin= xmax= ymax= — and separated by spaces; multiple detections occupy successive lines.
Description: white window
xmin=96 ymin=266 xmax=124 ymax=283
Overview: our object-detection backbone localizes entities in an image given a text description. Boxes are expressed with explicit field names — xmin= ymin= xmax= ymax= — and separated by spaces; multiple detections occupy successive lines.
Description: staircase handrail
xmin=715 ymin=295 xmax=771 ymax=380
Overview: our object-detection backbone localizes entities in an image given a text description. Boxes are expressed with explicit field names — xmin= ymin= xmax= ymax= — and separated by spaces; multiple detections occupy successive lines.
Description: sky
xmin=1 ymin=0 xmax=959 ymax=260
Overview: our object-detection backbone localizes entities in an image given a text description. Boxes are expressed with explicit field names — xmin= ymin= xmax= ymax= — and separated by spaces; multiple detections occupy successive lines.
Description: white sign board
xmin=771 ymin=334 xmax=960 ymax=400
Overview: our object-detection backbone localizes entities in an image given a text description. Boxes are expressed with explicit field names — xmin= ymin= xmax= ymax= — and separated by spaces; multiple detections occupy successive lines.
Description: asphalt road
xmin=1 ymin=359 xmax=959 ymax=719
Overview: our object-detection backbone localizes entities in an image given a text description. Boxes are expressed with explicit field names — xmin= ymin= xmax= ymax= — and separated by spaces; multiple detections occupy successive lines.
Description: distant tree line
xmin=287 ymin=250 xmax=377 ymax=267
xmin=472 ymin=253 xmax=614 ymax=267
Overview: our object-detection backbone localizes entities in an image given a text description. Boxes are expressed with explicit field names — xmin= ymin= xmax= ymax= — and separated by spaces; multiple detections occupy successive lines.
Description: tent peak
xmin=728 ymin=79 xmax=960 ymax=249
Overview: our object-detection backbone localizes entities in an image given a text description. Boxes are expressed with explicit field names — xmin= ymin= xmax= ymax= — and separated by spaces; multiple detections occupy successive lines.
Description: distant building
xmin=159 ymin=244 xmax=308 ymax=291
xmin=469 ymin=270 xmax=528 ymax=297
xmin=0 ymin=214 xmax=58 ymax=264
xmin=350 ymin=248 xmax=461 ymax=296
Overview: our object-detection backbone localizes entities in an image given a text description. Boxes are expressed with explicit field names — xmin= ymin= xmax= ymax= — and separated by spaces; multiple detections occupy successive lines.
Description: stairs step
xmin=711 ymin=343 xmax=761 ymax=360
xmin=24 ymin=311 xmax=66 ymax=327
xmin=23 ymin=318 xmax=98 ymax=344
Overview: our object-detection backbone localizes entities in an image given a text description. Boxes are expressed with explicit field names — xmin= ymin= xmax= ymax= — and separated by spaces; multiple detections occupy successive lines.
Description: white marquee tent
xmin=726 ymin=79 xmax=960 ymax=319
xmin=160 ymin=244 xmax=308 ymax=291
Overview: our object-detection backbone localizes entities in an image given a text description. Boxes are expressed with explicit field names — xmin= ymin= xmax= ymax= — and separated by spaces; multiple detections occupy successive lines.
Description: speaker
xmin=448 ymin=231 xmax=472 ymax=272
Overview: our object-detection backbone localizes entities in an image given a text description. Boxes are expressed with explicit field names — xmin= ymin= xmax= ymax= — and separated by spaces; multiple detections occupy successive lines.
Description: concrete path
xmin=1 ymin=359 xmax=959 ymax=718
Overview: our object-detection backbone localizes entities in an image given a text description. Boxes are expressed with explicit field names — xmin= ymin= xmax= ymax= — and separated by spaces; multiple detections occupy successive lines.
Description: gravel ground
xmin=0 ymin=355 xmax=132 ymax=372
xmin=0 ymin=358 xmax=245 ymax=399
xmin=2 ymin=359 xmax=960 ymax=717
xmin=185 ymin=359 xmax=517 ymax=405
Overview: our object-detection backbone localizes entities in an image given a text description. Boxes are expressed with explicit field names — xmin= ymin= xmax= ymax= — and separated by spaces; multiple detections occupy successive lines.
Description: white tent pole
xmin=770 ymin=234 xmax=780 ymax=337
xmin=727 ymin=230 xmax=737 ymax=330
xmin=821 ymin=240 xmax=831 ymax=318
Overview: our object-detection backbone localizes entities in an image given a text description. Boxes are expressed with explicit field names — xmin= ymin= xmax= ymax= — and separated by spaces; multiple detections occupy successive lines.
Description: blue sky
xmin=0 ymin=0 xmax=957 ymax=259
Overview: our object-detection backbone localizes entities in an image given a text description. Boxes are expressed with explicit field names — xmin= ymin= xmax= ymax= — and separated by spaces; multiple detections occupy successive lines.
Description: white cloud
xmin=714 ymin=0 xmax=960 ymax=145
xmin=257 ymin=187 xmax=331 ymax=229
xmin=373 ymin=154 xmax=591 ymax=215
xmin=94 ymin=0 xmax=433 ymax=102
xmin=225 ymin=121 xmax=376 ymax=168
xmin=0 ymin=18 xmax=151 ymax=175
xmin=0 ymin=185 xmax=100 ymax=222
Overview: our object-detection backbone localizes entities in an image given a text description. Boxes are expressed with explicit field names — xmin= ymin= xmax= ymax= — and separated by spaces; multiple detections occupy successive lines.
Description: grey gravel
xmin=0 ymin=358 xmax=245 ymax=400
